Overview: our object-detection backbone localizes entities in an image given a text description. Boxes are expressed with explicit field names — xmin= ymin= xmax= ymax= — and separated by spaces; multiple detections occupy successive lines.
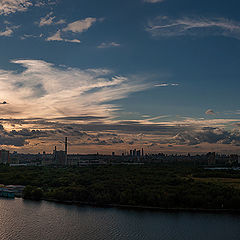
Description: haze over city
xmin=0 ymin=0 xmax=239 ymax=155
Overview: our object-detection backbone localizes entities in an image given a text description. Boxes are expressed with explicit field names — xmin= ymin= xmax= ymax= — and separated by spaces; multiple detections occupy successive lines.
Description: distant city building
xmin=133 ymin=149 xmax=136 ymax=156
xmin=53 ymin=137 xmax=68 ymax=165
xmin=129 ymin=148 xmax=144 ymax=158
xmin=137 ymin=150 xmax=141 ymax=157
xmin=207 ymin=152 xmax=216 ymax=165
xmin=55 ymin=150 xmax=66 ymax=165
xmin=130 ymin=150 xmax=133 ymax=156
xmin=0 ymin=150 xmax=10 ymax=164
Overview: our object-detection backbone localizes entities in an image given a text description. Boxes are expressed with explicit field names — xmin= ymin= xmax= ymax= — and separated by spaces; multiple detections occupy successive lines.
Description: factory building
xmin=54 ymin=137 xmax=68 ymax=166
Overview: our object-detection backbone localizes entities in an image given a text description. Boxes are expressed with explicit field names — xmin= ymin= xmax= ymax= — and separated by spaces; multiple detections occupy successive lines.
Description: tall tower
xmin=65 ymin=137 xmax=68 ymax=165
xmin=54 ymin=146 xmax=57 ymax=164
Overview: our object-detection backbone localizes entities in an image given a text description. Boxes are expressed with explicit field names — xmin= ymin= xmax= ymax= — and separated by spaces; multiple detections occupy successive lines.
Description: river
xmin=0 ymin=198 xmax=240 ymax=240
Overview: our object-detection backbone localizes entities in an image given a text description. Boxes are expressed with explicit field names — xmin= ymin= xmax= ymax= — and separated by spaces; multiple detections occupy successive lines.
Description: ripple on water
xmin=0 ymin=199 xmax=240 ymax=240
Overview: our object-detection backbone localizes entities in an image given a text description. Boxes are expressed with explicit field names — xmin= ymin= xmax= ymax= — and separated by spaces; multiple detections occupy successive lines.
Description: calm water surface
xmin=0 ymin=198 xmax=240 ymax=240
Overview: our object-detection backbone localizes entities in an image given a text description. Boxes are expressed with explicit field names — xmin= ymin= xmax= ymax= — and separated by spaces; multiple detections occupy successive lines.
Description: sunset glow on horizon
xmin=0 ymin=0 xmax=239 ymax=154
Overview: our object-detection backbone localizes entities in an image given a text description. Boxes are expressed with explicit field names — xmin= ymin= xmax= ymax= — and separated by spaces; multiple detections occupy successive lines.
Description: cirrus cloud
xmin=98 ymin=42 xmax=121 ymax=49
xmin=146 ymin=16 xmax=240 ymax=40
xmin=0 ymin=59 xmax=151 ymax=120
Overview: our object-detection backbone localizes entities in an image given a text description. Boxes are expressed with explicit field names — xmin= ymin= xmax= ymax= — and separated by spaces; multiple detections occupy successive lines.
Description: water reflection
xmin=0 ymin=198 xmax=240 ymax=240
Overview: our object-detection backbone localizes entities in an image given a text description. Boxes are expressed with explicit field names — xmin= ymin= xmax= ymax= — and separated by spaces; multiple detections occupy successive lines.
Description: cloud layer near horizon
xmin=1 ymin=116 xmax=240 ymax=154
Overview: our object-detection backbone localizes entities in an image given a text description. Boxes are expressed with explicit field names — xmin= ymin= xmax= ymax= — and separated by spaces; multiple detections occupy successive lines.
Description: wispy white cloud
xmin=45 ymin=17 xmax=98 ymax=43
xmin=62 ymin=17 xmax=97 ymax=33
xmin=38 ymin=12 xmax=66 ymax=27
xmin=46 ymin=30 xmax=61 ymax=41
xmin=0 ymin=24 xmax=19 ymax=37
xmin=0 ymin=0 xmax=32 ymax=15
xmin=46 ymin=30 xmax=80 ymax=43
xmin=155 ymin=83 xmax=179 ymax=87
xmin=0 ymin=60 xmax=150 ymax=119
xmin=98 ymin=42 xmax=121 ymax=49
xmin=21 ymin=33 xmax=43 ymax=40
xmin=39 ymin=12 xmax=55 ymax=26
xmin=0 ymin=27 xmax=13 ymax=36
xmin=0 ymin=0 xmax=58 ymax=16
xmin=34 ymin=1 xmax=45 ymax=7
xmin=55 ymin=19 xmax=66 ymax=25
xmin=35 ymin=0 xmax=57 ymax=7
xmin=147 ymin=16 xmax=240 ymax=40
xmin=205 ymin=109 xmax=216 ymax=115
xmin=66 ymin=39 xmax=81 ymax=43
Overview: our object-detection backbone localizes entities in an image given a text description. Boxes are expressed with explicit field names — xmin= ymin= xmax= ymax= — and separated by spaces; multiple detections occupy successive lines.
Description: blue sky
xmin=0 ymin=0 xmax=240 ymax=154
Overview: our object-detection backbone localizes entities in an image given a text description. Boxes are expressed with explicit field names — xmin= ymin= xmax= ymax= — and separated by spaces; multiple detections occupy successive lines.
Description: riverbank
xmin=42 ymin=198 xmax=240 ymax=214
xmin=2 ymin=164 xmax=240 ymax=211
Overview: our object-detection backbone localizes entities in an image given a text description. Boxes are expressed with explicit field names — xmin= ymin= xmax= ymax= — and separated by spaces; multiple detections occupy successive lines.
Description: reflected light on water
xmin=0 ymin=198 xmax=240 ymax=240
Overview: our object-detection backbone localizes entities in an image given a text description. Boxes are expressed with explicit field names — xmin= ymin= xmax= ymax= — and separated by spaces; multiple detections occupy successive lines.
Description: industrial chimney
xmin=65 ymin=137 xmax=68 ymax=165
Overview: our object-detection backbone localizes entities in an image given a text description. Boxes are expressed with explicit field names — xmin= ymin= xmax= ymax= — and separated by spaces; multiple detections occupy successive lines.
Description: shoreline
xmin=39 ymin=198 xmax=240 ymax=214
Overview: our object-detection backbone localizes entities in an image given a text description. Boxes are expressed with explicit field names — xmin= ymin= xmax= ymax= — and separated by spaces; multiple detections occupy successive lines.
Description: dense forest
xmin=0 ymin=164 xmax=240 ymax=210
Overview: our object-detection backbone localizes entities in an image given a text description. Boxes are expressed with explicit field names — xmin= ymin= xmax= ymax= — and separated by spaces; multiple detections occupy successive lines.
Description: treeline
xmin=0 ymin=164 xmax=240 ymax=209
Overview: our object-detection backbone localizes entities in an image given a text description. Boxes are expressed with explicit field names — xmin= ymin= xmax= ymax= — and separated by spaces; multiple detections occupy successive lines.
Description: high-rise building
xmin=133 ymin=149 xmax=136 ymax=156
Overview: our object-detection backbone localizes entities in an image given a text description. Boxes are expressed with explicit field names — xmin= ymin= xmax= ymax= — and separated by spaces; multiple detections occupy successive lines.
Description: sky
xmin=0 ymin=0 xmax=240 ymax=154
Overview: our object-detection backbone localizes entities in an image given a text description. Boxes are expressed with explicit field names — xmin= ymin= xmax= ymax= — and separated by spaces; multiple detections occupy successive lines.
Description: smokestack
xmin=54 ymin=146 xmax=57 ymax=163
xmin=65 ymin=137 xmax=68 ymax=154
xmin=65 ymin=137 xmax=68 ymax=165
